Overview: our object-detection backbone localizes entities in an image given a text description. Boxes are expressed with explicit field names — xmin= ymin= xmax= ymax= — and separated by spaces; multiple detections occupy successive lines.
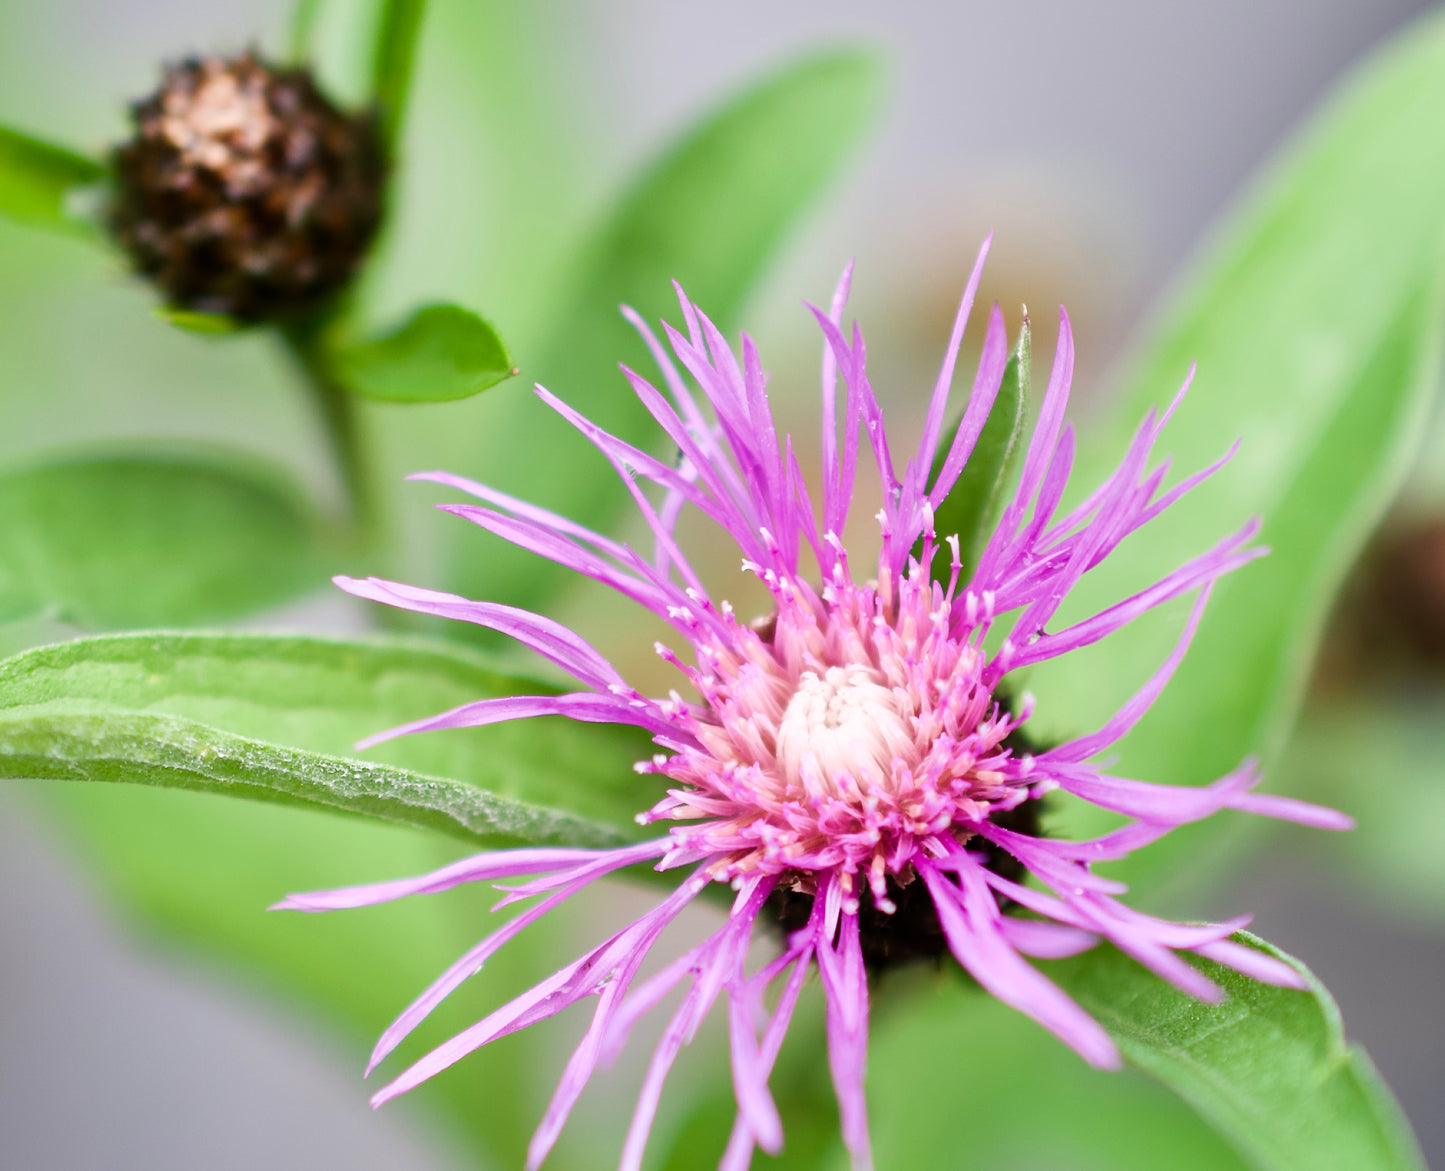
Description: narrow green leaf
xmin=1115 ymin=265 xmax=1442 ymax=892
xmin=443 ymin=48 xmax=882 ymax=617
xmin=154 ymin=307 xmax=246 ymax=335
xmin=0 ymin=124 xmax=107 ymax=237
xmin=1049 ymin=935 xmax=1424 ymax=1171
xmin=0 ymin=449 xmax=327 ymax=628
xmin=371 ymin=0 xmax=430 ymax=154
xmin=0 ymin=632 xmax=649 ymax=845
xmin=565 ymin=47 xmax=881 ymax=340
xmin=928 ymin=316 xmax=1029 ymax=586
xmin=1030 ymin=12 xmax=1445 ymax=891
xmin=328 ymin=303 xmax=515 ymax=402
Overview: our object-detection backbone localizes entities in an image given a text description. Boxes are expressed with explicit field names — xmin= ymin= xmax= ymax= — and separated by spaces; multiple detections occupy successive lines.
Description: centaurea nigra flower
xmin=279 ymin=239 xmax=1350 ymax=1170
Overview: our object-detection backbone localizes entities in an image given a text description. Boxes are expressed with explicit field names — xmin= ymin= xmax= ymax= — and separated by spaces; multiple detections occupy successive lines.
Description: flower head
xmin=279 ymin=239 xmax=1350 ymax=1170
xmin=111 ymin=51 xmax=384 ymax=321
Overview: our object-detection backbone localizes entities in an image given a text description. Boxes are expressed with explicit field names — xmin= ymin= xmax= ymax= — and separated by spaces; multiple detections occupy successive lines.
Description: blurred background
xmin=2 ymin=1 xmax=1443 ymax=1168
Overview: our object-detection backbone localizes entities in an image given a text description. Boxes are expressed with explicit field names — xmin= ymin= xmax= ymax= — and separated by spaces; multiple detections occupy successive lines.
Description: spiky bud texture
xmin=111 ymin=51 xmax=384 ymax=322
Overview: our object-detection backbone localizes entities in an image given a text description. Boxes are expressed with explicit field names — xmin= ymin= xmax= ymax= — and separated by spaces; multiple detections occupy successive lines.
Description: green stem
xmin=281 ymin=321 xmax=376 ymax=542
xmin=371 ymin=0 xmax=431 ymax=157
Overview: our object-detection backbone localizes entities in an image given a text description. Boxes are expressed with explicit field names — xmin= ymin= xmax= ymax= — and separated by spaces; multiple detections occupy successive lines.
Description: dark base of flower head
xmin=764 ymin=798 xmax=1041 ymax=977
xmin=1322 ymin=516 xmax=1445 ymax=685
xmin=110 ymin=51 xmax=385 ymax=323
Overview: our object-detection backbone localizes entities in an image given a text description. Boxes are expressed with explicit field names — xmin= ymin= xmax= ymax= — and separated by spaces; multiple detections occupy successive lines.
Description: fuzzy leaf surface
xmin=1046 ymin=935 xmax=1424 ymax=1171
xmin=0 ymin=632 xmax=649 ymax=845
xmin=855 ymin=937 xmax=1421 ymax=1171
xmin=8 ymin=630 xmax=654 ymax=1168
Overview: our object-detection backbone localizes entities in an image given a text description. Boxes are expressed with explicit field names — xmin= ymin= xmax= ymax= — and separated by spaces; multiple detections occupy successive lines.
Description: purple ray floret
xmin=281 ymin=238 xmax=1351 ymax=1170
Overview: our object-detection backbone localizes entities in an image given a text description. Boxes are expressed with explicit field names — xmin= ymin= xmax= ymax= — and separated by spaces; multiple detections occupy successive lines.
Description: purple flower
xmin=279 ymin=238 xmax=1350 ymax=1170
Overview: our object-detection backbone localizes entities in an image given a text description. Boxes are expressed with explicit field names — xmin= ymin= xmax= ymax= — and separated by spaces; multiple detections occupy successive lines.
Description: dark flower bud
xmin=110 ymin=51 xmax=384 ymax=323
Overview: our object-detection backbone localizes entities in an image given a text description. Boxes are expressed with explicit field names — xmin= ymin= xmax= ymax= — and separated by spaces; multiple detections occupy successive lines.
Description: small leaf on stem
xmin=0 ymin=124 xmax=107 ymax=237
xmin=328 ymin=303 xmax=516 ymax=403
xmin=154 ymin=307 xmax=247 ymax=335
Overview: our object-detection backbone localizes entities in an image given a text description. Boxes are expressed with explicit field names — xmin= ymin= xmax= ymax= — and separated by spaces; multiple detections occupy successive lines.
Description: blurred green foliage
xmin=1027 ymin=12 xmax=1445 ymax=903
xmin=1281 ymin=696 xmax=1445 ymax=923
xmin=0 ymin=449 xmax=325 ymax=627
xmin=441 ymin=46 xmax=883 ymax=617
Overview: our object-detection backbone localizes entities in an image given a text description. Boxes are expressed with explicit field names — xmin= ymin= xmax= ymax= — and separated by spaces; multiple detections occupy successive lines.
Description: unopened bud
xmin=110 ymin=51 xmax=384 ymax=322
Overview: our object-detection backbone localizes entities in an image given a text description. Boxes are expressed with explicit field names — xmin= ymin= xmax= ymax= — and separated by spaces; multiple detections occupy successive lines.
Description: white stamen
xmin=774 ymin=664 xmax=915 ymax=796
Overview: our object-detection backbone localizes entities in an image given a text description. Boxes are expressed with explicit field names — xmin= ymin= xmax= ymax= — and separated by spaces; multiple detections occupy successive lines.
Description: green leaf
xmin=0 ymin=449 xmax=327 ymax=628
xmin=442 ymin=47 xmax=882 ymax=618
xmin=327 ymin=303 xmax=515 ymax=402
xmin=0 ymin=124 xmax=107 ymax=237
xmin=858 ymin=973 xmax=1252 ymax=1171
xmin=1030 ymin=12 xmax=1445 ymax=892
xmin=859 ymin=936 xmax=1422 ymax=1171
xmin=154 ymin=307 xmax=246 ymax=335
xmin=0 ymin=631 xmax=649 ymax=846
xmin=927 ymin=316 xmax=1029 ymax=585
xmin=5 ymin=629 xmax=654 ymax=1167
xmin=1047 ymin=935 xmax=1424 ymax=1171
xmin=371 ymin=0 xmax=430 ymax=154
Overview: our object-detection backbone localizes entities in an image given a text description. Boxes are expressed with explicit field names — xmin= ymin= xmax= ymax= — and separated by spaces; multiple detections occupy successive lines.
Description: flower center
xmin=773 ymin=664 xmax=915 ymax=796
